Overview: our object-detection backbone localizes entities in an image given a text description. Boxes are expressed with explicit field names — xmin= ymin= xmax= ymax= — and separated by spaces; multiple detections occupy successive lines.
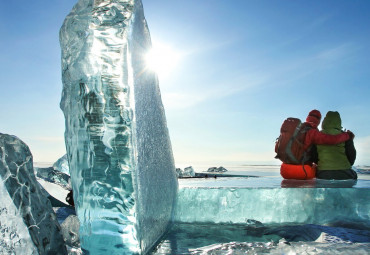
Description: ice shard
xmin=0 ymin=133 xmax=67 ymax=255
xmin=60 ymin=0 xmax=178 ymax=254
xmin=53 ymin=154 xmax=70 ymax=175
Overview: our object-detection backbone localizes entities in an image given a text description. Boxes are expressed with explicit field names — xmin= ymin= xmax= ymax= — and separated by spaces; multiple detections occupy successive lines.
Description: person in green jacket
xmin=316 ymin=111 xmax=357 ymax=180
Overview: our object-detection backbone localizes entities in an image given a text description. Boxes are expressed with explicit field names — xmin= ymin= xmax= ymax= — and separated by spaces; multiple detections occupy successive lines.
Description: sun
xmin=145 ymin=42 xmax=181 ymax=79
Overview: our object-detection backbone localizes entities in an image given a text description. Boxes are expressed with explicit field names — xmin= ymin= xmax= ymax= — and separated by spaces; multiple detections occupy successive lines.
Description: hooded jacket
xmin=303 ymin=118 xmax=349 ymax=153
xmin=317 ymin=111 xmax=354 ymax=170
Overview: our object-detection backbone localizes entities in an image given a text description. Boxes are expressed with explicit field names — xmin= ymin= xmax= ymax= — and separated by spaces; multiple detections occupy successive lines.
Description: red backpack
xmin=275 ymin=117 xmax=312 ymax=164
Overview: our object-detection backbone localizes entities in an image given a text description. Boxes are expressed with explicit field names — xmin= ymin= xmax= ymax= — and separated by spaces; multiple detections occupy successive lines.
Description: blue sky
xmin=1 ymin=0 xmax=370 ymax=166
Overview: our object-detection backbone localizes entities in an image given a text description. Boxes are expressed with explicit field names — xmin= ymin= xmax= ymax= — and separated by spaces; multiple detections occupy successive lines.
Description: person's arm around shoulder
xmin=307 ymin=129 xmax=350 ymax=146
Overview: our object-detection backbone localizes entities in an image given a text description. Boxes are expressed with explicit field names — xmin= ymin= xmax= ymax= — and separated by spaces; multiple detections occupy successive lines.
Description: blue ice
xmin=60 ymin=0 xmax=177 ymax=254
xmin=175 ymin=177 xmax=370 ymax=225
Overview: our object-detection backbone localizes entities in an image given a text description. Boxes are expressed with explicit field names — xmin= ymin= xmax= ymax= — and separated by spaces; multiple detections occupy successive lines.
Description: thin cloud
xmin=163 ymin=43 xmax=356 ymax=110
xmin=162 ymin=92 xmax=206 ymax=109
xmin=307 ymin=14 xmax=333 ymax=31
xmin=161 ymin=74 xmax=266 ymax=110
xmin=262 ymin=14 xmax=333 ymax=54
xmin=258 ymin=43 xmax=358 ymax=89
xmin=315 ymin=44 xmax=354 ymax=63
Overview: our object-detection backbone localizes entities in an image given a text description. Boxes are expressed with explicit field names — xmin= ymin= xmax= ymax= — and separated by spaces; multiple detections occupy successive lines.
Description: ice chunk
xmin=183 ymin=166 xmax=195 ymax=176
xmin=176 ymin=166 xmax=195 ymax=178
xmin=60 ymin=0 xmax=178 ymax=254
xmin=0 ymin=133 xmax=67 ymax=254
xmin=0 ymin=175 xmax=38 ymax=255
xmin=174 ymin=186 xmax=370 ymax=224
xmin=354 ymin=166 xmax=370 ymax=175
xmin=36 ymin=166 xmax=71 ymax=188
xmin=53 ymin=154 xmax=70 ymax=175
xmin=207 ymin=166 xmax=228 ymax=172
xmin=61 ymin=215 xmax=80 ymax=248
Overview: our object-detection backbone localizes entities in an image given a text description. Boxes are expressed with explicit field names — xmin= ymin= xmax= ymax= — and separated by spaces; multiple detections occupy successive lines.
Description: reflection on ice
xmin=281 ymin=178 xmax=359 ymax=188
xmin=188 ymin=241 xmax=370 ymax=255
xmin=153 ymin=222 xmax=370 ymax=255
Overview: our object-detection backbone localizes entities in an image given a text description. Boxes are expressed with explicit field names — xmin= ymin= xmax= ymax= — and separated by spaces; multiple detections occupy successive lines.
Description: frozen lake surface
xmin=36 ymin=163 xmax=370 ymax=254
xmin=179 ymin=164 xmax=370 ymax=188
xmin=154 ymin=165 xmax=370 ymax=254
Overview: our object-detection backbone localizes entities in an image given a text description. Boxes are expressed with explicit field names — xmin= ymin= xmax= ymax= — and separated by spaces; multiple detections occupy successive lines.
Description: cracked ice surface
xmin=60 ymin=0 xmax=178 ymax=254
xmin=0 ymin=175 xmax=38 ymax=255
xmin=0 ymin=133 xmax=67 ymax=254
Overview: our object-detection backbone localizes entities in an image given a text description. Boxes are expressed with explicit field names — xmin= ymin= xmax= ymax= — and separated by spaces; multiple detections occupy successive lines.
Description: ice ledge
xmin=174 ymin=177 xmax=370 ymax=225
xmin=178 ymin=176 xmax=370 ymax=189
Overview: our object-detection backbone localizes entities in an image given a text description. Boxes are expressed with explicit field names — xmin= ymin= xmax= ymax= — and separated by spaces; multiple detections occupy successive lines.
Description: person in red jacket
xmin=280 ymin=109 xmax=353 ymax=179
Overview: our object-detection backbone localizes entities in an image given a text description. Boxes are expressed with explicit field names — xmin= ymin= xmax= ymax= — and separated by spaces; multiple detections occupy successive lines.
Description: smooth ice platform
xmin=174 ymin=175 xmax=370 ymax=225
xmin=151 ymin=169 xmax=370 ymax=254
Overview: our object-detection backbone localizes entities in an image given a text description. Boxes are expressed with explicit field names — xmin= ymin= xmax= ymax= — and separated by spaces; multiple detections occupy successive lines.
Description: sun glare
xmin=145 ymin=43 xmax=181 ymax=79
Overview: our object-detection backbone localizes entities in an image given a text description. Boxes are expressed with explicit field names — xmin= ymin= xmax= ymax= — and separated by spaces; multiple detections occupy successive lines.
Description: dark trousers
xmin=316 ymin=169 xmax=358 ymax=180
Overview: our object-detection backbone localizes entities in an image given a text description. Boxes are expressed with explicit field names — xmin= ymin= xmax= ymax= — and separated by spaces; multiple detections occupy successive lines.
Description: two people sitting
xmin=279 ymin=109 xmax=357 ymax=180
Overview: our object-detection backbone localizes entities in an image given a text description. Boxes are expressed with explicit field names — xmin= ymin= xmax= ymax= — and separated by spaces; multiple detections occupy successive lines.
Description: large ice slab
xmin=60 ymin=0 xmax=178 ymax=254
xmin=0 ymin=133 xmax=67 ymax=254
xmin=174 ymin=177 xmax=370 ymax=225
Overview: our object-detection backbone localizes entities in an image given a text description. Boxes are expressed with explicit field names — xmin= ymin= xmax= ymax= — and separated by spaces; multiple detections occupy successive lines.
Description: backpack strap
xmin=300 ymin=124 xmax=313 ymax=179
xmin=302 ymin=162 xmax=308 ymax=179
xmin=300 ymin=125 xmax=313 ymax=163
